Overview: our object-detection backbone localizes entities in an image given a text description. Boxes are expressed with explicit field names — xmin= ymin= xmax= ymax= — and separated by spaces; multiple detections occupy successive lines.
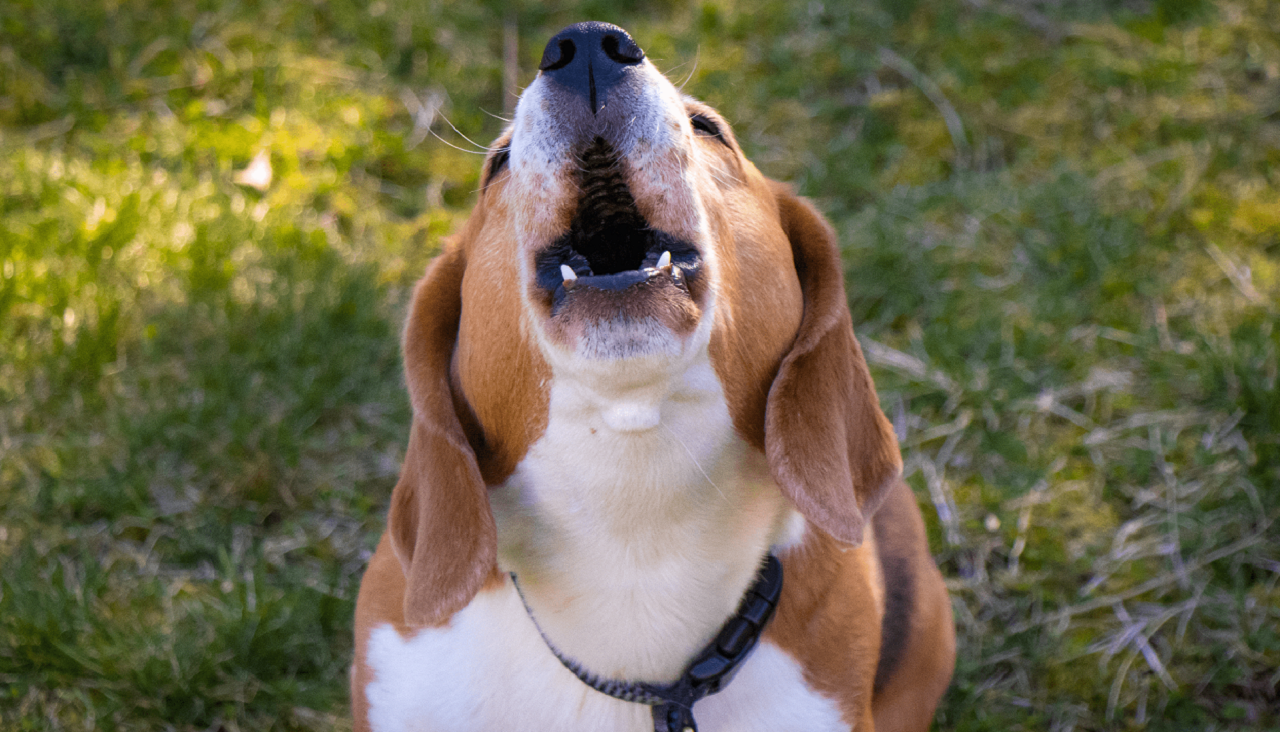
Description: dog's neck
xmin=489 ymin=340 xmax=802 ymax=683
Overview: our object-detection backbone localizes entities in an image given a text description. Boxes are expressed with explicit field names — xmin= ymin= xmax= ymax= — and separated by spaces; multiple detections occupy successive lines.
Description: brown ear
xmin=764 ymin=185 xmax=903 ymax=546
xmin=387 ymin=244 xmax=497 ymax=626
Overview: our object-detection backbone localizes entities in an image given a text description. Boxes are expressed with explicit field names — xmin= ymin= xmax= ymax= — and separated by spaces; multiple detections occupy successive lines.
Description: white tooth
xmin=657 ymin=251 xmax=671 ymax=269
xmin=560 ymin=264 xmax=577 ymax=283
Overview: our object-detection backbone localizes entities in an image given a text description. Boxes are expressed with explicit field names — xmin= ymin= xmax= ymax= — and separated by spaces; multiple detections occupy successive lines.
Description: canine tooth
xmin=560 ymin=264 xmax=577 ymax=283
xmin=656 ymin=250 xmax=671 ymax=269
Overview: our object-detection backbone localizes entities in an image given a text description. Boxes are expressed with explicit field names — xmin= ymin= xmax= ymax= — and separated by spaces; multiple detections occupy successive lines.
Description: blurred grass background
xmin=1 ymin=0 xmax=1277 ymax=729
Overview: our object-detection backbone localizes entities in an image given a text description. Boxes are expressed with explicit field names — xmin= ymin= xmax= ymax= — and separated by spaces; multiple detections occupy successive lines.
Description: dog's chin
xmin=530 ymin=137 xmax=707 ymax=360
xmin=540 ymin=272 xmax=702 ymax=360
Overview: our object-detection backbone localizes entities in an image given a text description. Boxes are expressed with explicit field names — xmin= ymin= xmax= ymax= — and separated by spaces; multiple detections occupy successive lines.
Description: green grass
xmin=2 ymin=0 xmax=1277 ymax=729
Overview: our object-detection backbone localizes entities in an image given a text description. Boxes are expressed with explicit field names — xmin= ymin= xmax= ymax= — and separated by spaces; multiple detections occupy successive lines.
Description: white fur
xmin=364 ymin=585 xmax=846 ymax=732
xmin=494 ymin=335 xmax=788 ymax=680
xmin=694 ymin=643 xmax=849 ymax=731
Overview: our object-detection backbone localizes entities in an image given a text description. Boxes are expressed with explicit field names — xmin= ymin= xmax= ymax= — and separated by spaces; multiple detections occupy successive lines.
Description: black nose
xmin=538 ymin=22 xmax=645 ymax=115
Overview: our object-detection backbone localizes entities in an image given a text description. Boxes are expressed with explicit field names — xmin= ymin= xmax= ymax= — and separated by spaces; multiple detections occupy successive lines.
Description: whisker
xmin=437 ymin=111 xmax=492 ymax=151
xmin=481 ymin=107 xmax=513 ymax=123
xmin=429 ymin=128 xmax=489 ymax=155
xmin=677 ymin=51 xmax=700 ymax=91
xmin=713 ymin=169 xmax=743 ymax=188
xmin=657 ymin=58 xmax=690 ymax=77
xmin=659 ymin=423 xmax=728 ymax=502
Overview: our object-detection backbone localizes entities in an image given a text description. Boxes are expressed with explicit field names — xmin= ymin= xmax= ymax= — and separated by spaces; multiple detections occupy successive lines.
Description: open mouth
xmin=533 ymin=138 xmax=703 ymax=313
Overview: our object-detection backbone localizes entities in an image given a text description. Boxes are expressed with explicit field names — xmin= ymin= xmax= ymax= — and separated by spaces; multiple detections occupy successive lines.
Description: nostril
xmin=537 ymin=23 xmax=644 ymax=113
xmin=540 ymin=38 xmax=576 ymax=72
xmin=601 ymin=34 xmax=644 ymax=65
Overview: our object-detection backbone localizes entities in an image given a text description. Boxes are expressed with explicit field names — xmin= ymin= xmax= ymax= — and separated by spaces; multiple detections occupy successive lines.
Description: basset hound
xmin=353 ymin=21 xmax=955 ymax=732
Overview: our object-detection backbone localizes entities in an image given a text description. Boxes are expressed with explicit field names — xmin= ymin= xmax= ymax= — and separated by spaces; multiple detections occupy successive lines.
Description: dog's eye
xmin=691 ymin=113 xmax=721 ymax=136
xmin=689 ymin=114 xmax=721 ymax=138
xmin=484 ymin=146 xmax=510 ymax=187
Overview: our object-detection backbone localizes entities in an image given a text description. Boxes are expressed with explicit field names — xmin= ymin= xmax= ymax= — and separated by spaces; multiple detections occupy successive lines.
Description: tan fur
xmin=766 ymin=531 xmax=883 ymax=728
xmin=453 ymin=178 xmax=552 ymax=484
xmin=868 ymin=482 xmax=957 ymax=732
xmin=740 ymin=182 xmax=948 ymax=730
xmin=388 ymin=245 xmax=499 ymax=629
xmin=705 ymin=162 xmax=807 ymax=452
xmin=386 ymin=182 xmax=552 ymax=630
xmin=763 ymin=185 xmax=904 ymax=547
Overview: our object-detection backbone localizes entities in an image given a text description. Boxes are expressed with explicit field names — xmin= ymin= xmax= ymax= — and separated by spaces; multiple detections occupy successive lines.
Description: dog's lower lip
xmin=561 ymin=263 xmax=684 ymax=293
xmin=559 ymin=246 xmax=676 ymax=280
xmin=535 ymin=234 xmax=703 ymax=307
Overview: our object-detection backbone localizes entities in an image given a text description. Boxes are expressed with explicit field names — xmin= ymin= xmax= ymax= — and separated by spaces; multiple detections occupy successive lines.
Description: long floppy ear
xmin=765 ymin=185 xmax=903 ymax=546
xmin=387 ymin=244 xmax=497 ymax=627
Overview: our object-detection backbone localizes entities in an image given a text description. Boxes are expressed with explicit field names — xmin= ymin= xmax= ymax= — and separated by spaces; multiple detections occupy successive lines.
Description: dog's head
xmin=390 ymin=23 xmax=902 ymax=625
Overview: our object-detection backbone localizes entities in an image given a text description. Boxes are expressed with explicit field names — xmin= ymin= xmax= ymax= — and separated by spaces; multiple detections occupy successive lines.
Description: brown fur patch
xmin=869 ymin=481 xmax=957 ymax=732
xmin=454 ymin=188 xmax=551 ymax=483
xmin=763 ymin=183 xmax=904 ymax=547
xmin=388 ymin=184 xmax=551 ymax=628
xmin=705 ymin=166 xmax=806 ymax=451
xmin=767 ymin=530 xmax=883 ymax=727
xmin=390 ymin=244 xmax=499 ymax=628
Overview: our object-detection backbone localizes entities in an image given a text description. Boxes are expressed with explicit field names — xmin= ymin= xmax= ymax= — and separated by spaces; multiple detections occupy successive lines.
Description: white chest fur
xmin=363 ymin=583 xmax=846 ymax=732
xmin=364 ymin=344 xmax=839 ymax=730
xmin=493 ymin=343 xmax=793 ymax=679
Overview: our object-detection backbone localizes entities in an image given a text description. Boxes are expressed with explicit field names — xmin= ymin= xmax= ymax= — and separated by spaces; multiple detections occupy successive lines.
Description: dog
xmin=352 ymin=22 xmax=954 ymax=732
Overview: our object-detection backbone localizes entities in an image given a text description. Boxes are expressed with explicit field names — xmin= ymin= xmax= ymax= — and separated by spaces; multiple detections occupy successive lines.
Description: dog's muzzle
xmin=531 ymin=135 xmax=705 ymax=315
xmin=523 ymin=23 xmax=708 ymax=333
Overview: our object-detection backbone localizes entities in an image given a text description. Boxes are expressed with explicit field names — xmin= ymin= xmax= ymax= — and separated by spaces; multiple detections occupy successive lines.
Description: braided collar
xmin=512 ymin=555 xmax=784 ymax=732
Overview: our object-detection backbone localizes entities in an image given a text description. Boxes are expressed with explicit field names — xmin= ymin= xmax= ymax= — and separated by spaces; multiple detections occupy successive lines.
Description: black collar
xmin=512 ymin=554 xmax=784 ymax=732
